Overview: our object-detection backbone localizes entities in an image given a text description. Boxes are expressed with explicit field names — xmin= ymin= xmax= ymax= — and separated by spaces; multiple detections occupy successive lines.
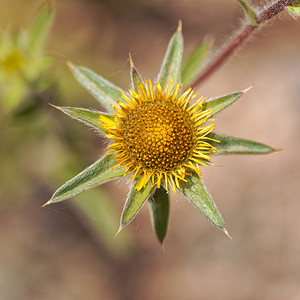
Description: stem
xmin=191 ymin=0 xmax=295 ymax=88
xmin=257 ymin=0 xmax=295 ymax=23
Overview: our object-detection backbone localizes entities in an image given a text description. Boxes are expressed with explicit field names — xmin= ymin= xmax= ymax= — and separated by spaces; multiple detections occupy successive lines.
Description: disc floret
xmin=101 ymin=80 xmax=217 ymax=192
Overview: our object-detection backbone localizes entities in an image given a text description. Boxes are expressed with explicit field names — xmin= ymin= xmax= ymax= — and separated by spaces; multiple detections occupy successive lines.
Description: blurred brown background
xmin=1 ymin=0 xmax=300 ymax=299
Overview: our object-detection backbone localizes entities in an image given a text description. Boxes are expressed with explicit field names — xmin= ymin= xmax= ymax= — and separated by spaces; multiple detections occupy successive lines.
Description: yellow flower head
xmin=101 ymin=80 xmax=217 ymax=192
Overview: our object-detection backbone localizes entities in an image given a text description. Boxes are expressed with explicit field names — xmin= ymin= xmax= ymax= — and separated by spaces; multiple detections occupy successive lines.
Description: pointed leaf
xmin=129 ymin=54 xmax=144 ymax=93
xmin=120 ymin=177 xmax=155 ymax=229
xmin=68 ymin=62 xmax=125 ymax=113
xmin=180 ymin=170 xmax=225 ymax=231
xmin=149 ymin=186 xmax=169 ymax=244
xmin=51 ymin=105 xmax=113 ymax=134
xmin=209 ymin=133 xmax=274 ymax=154
xmin=181 ymin=39 xmax=212 ymax=87
xmin=157 ymin=21 xmax=184 ymax=90
xmin=29 ymin=2 xmax=54 ymax=53
xmin=46 ymin=153 xmax=125 ymax=205
xmin=204 ymin=91 xmax=244 ymax=116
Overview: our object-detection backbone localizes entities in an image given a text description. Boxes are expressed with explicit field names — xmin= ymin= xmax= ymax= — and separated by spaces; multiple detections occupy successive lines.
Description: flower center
xmin=122 ymin=100 xmax=195 ymax=172
xmin=1 ymin=50 xmax=24 ymax=73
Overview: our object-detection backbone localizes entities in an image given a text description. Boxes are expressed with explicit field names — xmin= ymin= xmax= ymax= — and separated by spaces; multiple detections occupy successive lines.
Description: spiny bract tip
xmin=67 ymin=61 xmax=75 ymax=69
xmin=177 ymin=20 xmax=182 ymax=32
xmin=49 ymin=103 xmax=62 ymax=110
xmin=242 ymin=86 xmax=254 ymax=94
xmin=115 ymin=226 xmax=123 ymax=238
xmin=272 ymin=147 xmax=284 ymax=152
xmin=223 ymin=228 xmax=232 ymax=239
xmin=41 ymin=200 xmax=52 ymax=208
xmin=129 ymin=53 xmax=134 ymax=67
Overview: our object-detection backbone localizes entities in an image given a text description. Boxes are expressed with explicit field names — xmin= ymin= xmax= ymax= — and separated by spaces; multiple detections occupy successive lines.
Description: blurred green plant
xmin=0 ymin=2 xmax=133 ymax=259
xmin=0 ymin=2 xmax=53 ymax=113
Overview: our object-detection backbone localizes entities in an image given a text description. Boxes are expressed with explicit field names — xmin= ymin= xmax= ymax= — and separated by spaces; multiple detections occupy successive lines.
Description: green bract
xmin=46 ymin=22 xmax=276 ymax=245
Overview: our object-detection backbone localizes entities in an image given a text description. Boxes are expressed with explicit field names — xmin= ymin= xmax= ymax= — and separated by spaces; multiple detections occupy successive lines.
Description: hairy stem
xmin=257 ymin=0 xmax=295 ymax=22
xmin=191 ymin=0 xmax=295 ymax=88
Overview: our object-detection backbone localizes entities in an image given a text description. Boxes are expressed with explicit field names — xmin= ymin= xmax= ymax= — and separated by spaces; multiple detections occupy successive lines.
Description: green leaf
xmin=129 ymin=54 xmax=144 ymax=93
xmin=287 ymin=1 xmax=300 ymax=15
xmin=209 ymin=133 xmax=275 ymax=155
xmin=45 ymin=153 xmax=125 ymax=205
xmin=29 ymin=2 xmax=54 ymax=53
xmin=157 ymin=21 xmax=184 ymax=90
xmin=149 ymin=186 xmax=169 ymax=244
xmin=119 ymin=177 xmax=155 ymax=230
xmin=51 ymin=104 xmax=113 ymax=134
xmin=180 ymin=170 xmax=227 ymax=233
xmin=204 ymin=90 xmax=247 ymax=116
xmin=68 ymin=62 xmax=125 ymax=113
xmin=181 ymin=39 xmax=212 ymax=87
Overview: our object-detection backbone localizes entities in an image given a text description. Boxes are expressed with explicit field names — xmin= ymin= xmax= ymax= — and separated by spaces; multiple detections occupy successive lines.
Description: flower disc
xmin=123 ymin=100 xmax=195 ymax=172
